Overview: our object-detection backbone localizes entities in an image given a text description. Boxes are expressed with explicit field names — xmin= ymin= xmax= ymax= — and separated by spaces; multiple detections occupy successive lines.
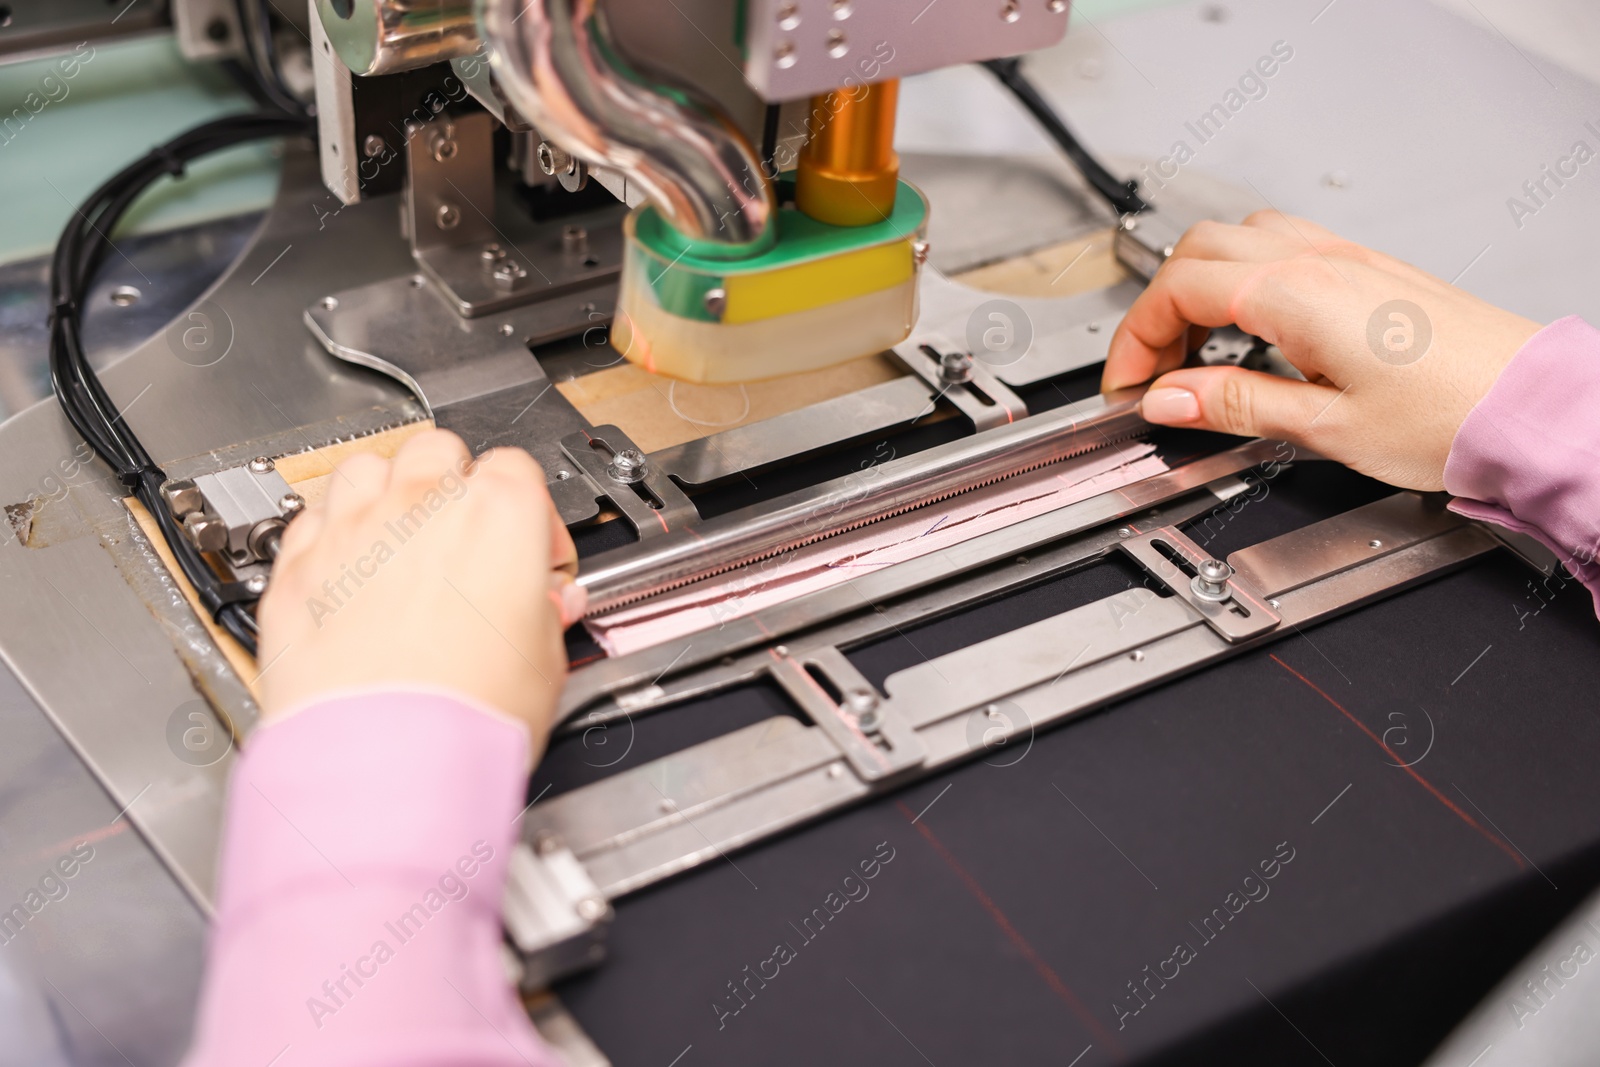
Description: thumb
xmin=1139 ymin=367 xmax=1342 ymax=443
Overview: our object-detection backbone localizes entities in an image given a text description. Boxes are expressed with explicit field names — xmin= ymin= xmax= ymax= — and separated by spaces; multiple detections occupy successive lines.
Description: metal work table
xmin=3 ymin=1 xmax=1600 ymax=1064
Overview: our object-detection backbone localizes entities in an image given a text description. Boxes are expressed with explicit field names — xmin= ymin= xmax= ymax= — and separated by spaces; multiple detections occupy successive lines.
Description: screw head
xmin=576 ymin=896 xmax=608 ymax=922
xmin=703 ymin=287 xmax=727 ymax=318
xmin=912 ymin=239 xmax=930 ymax=266
xmin=607 ymin=448 xmax=647 ymax=483
xmin=844 ymin=688 xmax=879 ymax=715
xmin=430 ymin=134 xmax=457 ymax=163
xmin=536 ymin=141 xmax=576 ymax=177
xmin=1191 ymin=558 xmax=1233 ymax=601
xmin=279 ymin=492 xmax=305 ymax=514
xmin=183 ymin=512 xmax=227 ymax=552
xmin=435 ymin=203 xmax=461 ymax=230
xmin=562 ymin=225 xmax=589 ymax=255
xmin=244 ymin=574 xmax=268 ymax=595
xmin=491 ymin=261 xmax=527 ymax=290
xmin=160 ymin=479 xmax=203 ymax=518
xmin=362 ymin=134 xmax=386 ymax=158
xmin=480 ymin=243 xmax=506 ymax=265
xmin=939 ymin=349 xmax=974 ymax=384
xmin=248 ymin=456 xmax=274 ymax=473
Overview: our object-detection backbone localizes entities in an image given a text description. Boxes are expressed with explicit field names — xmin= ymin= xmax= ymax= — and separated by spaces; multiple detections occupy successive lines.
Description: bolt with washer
xmin=1191 ymin=558 xmax=1233 ymax=601
xmin=607 ymin=448 xmax=648 ymax=484
xmin=845 ymin=688 xmax=881 ymax=731
xmin=939 ymin=349 xmax=974 ymax=384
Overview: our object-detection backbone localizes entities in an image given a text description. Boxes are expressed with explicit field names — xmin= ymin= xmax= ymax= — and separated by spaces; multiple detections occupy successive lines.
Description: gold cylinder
xmin=795 ymin=79 xmax=900 ymax=227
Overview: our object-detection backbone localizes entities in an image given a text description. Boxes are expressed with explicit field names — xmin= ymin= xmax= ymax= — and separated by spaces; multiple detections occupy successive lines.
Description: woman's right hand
xmin=255 ymin=429 xmax=583 ymax=749
xmin=1102 ymin=212 xmax=1542 ymax=491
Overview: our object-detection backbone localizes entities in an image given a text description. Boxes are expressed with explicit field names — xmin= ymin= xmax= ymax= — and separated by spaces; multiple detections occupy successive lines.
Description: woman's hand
xmin=255 ymin=429 xmax=583 ymax=743
xmin=1102 ymin=212 xmax=1542 ymax=491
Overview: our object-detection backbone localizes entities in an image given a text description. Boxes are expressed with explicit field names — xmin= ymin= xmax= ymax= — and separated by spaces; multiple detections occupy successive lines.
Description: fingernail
xmin=559 ymin=581 xmax=588 ymax=628
xmin=1141 ymin=387 xmax=1200 ymax=424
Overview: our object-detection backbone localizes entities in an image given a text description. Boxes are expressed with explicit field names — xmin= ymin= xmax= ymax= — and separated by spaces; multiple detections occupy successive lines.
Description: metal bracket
xmin=1118 ymin=526 xmax=1281 ymax=642
xmin=304 ymin=273 xmax=612 ymax=525
xmin=560 ymin=426 xmax=699 ymax=539
xmin=770 ymin=647 xmax=926 ymax=782
xmin=892 ymin=338 xmax=1029 ymax=430
xmin=502 ymin=838 xmax=612 ymax=990
xmin=1114 ymin=212 xmax=1187 ymax=282
xmin=405 ymin=113 xmax=624 ymax=317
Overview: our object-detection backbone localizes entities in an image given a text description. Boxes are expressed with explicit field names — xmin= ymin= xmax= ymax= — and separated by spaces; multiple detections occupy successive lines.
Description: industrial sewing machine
xmin=1 ymin=1 xmax=1580 ymax=1061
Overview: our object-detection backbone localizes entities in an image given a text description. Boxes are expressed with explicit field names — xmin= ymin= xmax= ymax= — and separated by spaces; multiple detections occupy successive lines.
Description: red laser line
xmin=1268 ymin=654 xmax=1525 ymax=870
xmin=897 ymin=801 xmax=1126 ymax=1057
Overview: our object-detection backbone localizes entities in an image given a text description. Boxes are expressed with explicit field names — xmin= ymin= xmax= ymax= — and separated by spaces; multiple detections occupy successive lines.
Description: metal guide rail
xmin=499 ymin=449 xmax=1501 ymax=986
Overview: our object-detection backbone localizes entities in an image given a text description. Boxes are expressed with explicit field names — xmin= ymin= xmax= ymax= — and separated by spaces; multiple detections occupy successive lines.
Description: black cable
xmin=231 ymin=0 xmax=309 ymax=117
xmin=980 ymin=56 xmax=1148 ymax=216
xmin=760 ymin=103 xmax=782 ymax=177
xmin=49 ymin=111 xmax=314 ymax=656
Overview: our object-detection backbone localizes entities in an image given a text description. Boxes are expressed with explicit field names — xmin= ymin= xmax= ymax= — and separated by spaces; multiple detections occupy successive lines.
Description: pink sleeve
xmin=1444 ymin=315 xmax=1600 ymax=616
xmin=182 ymin=691 xmax=562 ymax=1067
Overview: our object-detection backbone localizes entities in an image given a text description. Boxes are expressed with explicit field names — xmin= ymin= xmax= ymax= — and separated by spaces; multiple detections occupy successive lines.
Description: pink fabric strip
xmin=1444 ymin=315 xmax=1600 ymax=615
xmin=587 ymin=441 xmax=1168 ymax=656
xmin=183 ymin=692 xmax=560 ymax=1067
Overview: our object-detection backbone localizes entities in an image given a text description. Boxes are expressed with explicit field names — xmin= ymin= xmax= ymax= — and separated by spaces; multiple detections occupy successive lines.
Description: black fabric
xmin=540 ymin=456 xmax=1600 ymax=1065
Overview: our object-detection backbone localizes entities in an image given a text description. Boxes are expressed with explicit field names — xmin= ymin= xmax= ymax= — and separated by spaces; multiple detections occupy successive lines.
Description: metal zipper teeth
xmin=578 ymin=394 xmax=1147 ymax=616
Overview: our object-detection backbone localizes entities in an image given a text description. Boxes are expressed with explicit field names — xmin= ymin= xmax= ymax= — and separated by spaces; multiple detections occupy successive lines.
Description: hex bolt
xmin=576 ymin=896 xmax=608 ymax=922
xmin=1191 ymin=558 xmax=1233 ymax=601
xmin=183 ymin=512 xmax=227 ymax=552
xmin=160 ymin=479 xmax=203 ymax=518
xmin=607 ymin=448 xmax=647 ymax=484
xmin=248 ymin=456 xmax=274 ymax=474
xmin=562 ymin=225 xmax=588 ymax=256
xmin=435 ymin=202 xmax=462 ymax=230
xmin=939 ymin=349 xmax=974 ymax=384
xmin=479 ymin=243 xmax=506 ymax=270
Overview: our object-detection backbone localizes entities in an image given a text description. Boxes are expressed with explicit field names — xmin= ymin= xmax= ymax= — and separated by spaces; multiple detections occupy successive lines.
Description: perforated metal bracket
xmin=560 ymin=426 xmax=699 ymax=539
xmin=1119 ymin=526 xmax=1281 ymax=642
xmin=405 ymin=113 xmax=624 ymax=318
xmin=891 ymin=338 xmax=1028 ymax=430
xmin=769 ymin=646 xmax=926 ymax=783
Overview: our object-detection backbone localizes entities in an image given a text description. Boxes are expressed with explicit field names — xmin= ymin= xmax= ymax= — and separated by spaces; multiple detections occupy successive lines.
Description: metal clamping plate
xmin=1118 ymin=525 xmax=1281 ymax=642
xmin=769 ymin=647 xmax=926 ymax=783
xmin=560 ymin=426 xmax=699 ymax=539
